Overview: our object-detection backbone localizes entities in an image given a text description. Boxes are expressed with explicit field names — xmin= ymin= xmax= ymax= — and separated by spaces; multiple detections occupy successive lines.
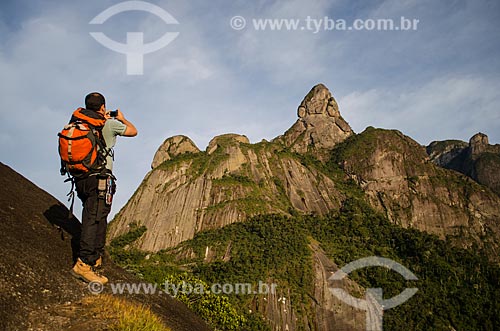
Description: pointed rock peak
xmin=470 ymin=132 xmax=489 ymax=146
xmin=151 ymin=135 xmax=200 ymax=169
xmin=280 ymin=83 xmax=353 ymax=160
xmin=207 ymin=134 xmax=249 ymax=155
xmin=297 ymin=83 xmax=339 ymax=118
xmin=469 ymin=132 xmax=490 ymax=157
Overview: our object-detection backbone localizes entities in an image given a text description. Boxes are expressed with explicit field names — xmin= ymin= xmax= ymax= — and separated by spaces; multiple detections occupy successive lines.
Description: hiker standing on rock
xmin=58 ymin=92 xmax=137 ymax=284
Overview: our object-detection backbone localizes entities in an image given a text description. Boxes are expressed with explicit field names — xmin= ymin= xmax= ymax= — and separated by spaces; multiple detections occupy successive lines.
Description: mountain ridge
xmin=426 ymin=132 xmax=500 ymax=196
xmin=108 ymin=84 xmax=500 ymax=258
xmin=105 ymin=83 xmax=500 ymax=331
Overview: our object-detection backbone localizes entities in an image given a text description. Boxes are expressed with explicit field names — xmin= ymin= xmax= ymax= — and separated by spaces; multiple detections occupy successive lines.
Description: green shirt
xmin=102 ymin=119 xmax=127 ymax=171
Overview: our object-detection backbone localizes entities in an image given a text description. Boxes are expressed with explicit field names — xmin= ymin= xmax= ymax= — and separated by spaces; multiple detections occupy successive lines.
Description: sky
xmin=1 ymin=0 xmax=499 ymax=219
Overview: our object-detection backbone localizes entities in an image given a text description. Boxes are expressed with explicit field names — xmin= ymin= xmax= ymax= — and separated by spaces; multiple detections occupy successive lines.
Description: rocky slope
xmin=0 ymin=162 xmax=211 ymax=331
xmin=427 ymin=132 xmax=500 ymax=196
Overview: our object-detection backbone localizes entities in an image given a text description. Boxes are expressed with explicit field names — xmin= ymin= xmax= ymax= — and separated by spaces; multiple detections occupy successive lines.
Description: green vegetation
xmin=156 ymin=151 xmax=200 ymax=171
xmin=109 ymin=223 xmax=146 ymax=249
xmin=163 ymin=273 xmax=246 ymax=330
xmin=185 ymin=215 xmax=314 ymax=305
xmin=332 ymin=126 xmax=383 ymax=162
xmin=208 ymin=173 xmax=269 ymax=215
xmin=479 ymin=151 xmax=500 ymax=162
xmin=212 ymin=173 xmax=254 ymax=186
xmin=240 ymin=140 xmax=269 ymax=154
xmin=426 ymin=139 xmax=467 ymax=156
xmin=305 ymin=199 xmax=500 ymax=329
xmin=109 ymin=214 xmax=311 ymax=330
xmin=331 ymin=127 xmax=429 ymax=175
xmin=110 ymin=197 xmax=500 ymax=330
xmin=109 ymin=223 xmax=147 ymax=268
xmin=109 ymin=226 xmax=256 ymax=330
xmin=109 ymin=130 xmax=500 ymax=330
xmin=156 ymin=148 xmax=230 ymax=177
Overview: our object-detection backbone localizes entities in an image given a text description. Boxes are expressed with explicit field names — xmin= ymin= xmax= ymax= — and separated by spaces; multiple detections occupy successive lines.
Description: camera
xmin=109 ymin=110 xmax=118 ymax=117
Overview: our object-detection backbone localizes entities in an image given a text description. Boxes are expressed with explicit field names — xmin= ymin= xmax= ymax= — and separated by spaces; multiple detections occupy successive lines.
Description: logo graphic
xmin=329 ymin=256 xmax=418 ymax=331
xmin=89 ymin=1 xmax=179 ymax=75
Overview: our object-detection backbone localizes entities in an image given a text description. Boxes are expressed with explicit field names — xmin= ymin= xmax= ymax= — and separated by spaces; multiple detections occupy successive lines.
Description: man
xmin=71 ymin=92 xmax=137 ymax=284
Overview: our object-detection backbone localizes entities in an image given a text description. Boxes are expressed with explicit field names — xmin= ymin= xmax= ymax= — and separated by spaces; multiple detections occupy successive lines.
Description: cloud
xmin=339 ymin=75 xmax=500 ymax=144
xmin=232 ymin=0 xmax=334 ymax=84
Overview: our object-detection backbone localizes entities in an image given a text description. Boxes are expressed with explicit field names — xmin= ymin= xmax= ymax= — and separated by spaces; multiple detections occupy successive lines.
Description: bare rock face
xmin=109 ymin=132 xmax=342 ymax=251
xmin=207 ymin=134 xmax=250 ymax=154
xmin=151 ymin=135 xmax=200 ymax=169
xmin=426 ymin=140 xmax=468 ymax=167
xmin=278 ymin=84 xmax=353 ymax=160
xmin=337 ymin=128 xmax=500 ymax=255
xmin=427 ymin=132 xmax=500 ymax=196
xmin=469 ymin=132 xmax=490 ymax=158
xmin=310 ymin=243 xmax=365 ymax=331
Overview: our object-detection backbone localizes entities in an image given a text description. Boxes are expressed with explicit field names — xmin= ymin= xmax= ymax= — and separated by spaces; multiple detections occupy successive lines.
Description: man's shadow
xmin=43 ymin=204 xmax=81 ymax=263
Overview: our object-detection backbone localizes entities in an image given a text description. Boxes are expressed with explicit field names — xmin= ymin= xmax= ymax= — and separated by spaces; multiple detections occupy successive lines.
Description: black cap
xmin=85 ymin=92 xmax=106 ymax=111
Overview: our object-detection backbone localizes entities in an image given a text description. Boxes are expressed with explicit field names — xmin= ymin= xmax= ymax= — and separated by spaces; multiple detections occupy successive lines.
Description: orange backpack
xmin=58 ymin=108 xmax=108 ymax=177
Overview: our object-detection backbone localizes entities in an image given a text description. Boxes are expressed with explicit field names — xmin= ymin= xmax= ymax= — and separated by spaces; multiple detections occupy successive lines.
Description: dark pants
xmin=75 ymin=174 xmax=113 ymax=266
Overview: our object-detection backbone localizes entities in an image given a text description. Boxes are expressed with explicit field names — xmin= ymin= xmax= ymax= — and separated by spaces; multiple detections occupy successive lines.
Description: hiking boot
xmin=71 ymin=258 xmax=108 ymax=284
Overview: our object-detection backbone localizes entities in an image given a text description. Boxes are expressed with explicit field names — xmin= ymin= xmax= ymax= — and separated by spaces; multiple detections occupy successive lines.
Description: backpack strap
xmin=91 ymin=126 xmax=112 ymax=167
xmin=70 ymin=108 xmax=106 ymax=128
xmin=64 ymin=174 xmax=76 ymax=218
xmin=60 ymin=159 xmax=67 ymax=176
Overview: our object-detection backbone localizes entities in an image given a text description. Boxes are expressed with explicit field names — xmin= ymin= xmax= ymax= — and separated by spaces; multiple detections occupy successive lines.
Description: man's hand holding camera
xmin=106 ymin=109 xmax=138 ymax=137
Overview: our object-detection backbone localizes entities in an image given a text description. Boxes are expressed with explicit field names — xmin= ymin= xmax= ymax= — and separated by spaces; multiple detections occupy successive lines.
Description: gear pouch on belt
xmin=97 ymin=175 xmax=116 ymax=205
xmin=106 ymin=176 xmax=116 ymax=205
